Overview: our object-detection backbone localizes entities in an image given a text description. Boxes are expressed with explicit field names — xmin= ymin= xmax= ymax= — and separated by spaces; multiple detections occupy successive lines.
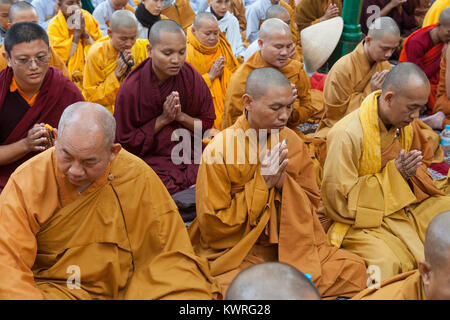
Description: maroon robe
xmin=0 ymin=67 xmax=84 ymax=193
xmin=114 ymin=59 xmax=215 ymax=195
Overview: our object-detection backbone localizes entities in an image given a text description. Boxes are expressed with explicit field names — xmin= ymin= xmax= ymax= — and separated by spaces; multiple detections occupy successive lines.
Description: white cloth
xmin=192 ymin=0 xmax=208 ymax=13
xmin=242 ymin=39 xmax=259 ymax=61
xmin=206 ymin=7 xmax=246 ymax=58
xmin=245 ymin=0 xmax=276 ymax=43
xmin=244 ymin=0 xmax=259 ymax=7
xmin=31 ymin=0 xmax=57 ymax=30
xmin=92 ymin=0 xmax=116 ymax=36
xmin=91 ymin=0 xmax=105 ymax=8
xmin=137 ymin=21 xmax=151 ymax=40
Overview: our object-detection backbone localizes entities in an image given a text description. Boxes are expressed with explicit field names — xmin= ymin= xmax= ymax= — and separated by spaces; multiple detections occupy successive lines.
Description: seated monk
xmin=294 ymin=0 xmax=342 ymax=33
xmin=322 ymin=63 xmax=450 ymax=282
xmin=186 ymin=12 xmax=239 ymax=130
xmin=134 ymin=0 xmax=169 ymax=40
xmin=161 ymin=0 xmax=195 ymax=32
xmin=83 ymin=10 xmax=148 ymax=114
xmin=188 ymin=67 xmax=368 ymax=299
xmin=432 ymin=44 xmax=450 ymax=129
xmin=422 ymin=0 xmax=450 ymax=27
xmin=399 ymin=8 xmax=450 ymax=114
xmin=47 ymin=0 xmax=103 ymax=90
xmin=0 ymin=22 xmax=84 ymax=194
xmin=0 ymin=102 xmax=220 ymax=300
xmin=0 ymin=0 xmax=14 ymax=45
xmin=315 ymin=17 xmax=399 ymax=139
xmin=353 ymin=211 xmax=450 ymax=300
xmin=225 ymin=262 xmax=322 ymax=300
xmin=93 ymin=0 xmax=136 ymax=37
xmin=114 ymin=20 xmax=215 ymax=195
xmin=0 ymin=1 xmax=69 ymax=79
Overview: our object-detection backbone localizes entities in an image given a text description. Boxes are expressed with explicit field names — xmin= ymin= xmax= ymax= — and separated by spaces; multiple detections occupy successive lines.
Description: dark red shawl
xmin=114 ymin=58 xmax=215 ymax=194
xmin=0 ymin=67 xmax=84 ymax=193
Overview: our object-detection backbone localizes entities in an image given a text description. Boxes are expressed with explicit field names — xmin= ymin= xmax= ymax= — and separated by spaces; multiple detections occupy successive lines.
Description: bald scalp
xmin=148 ymin=19 xmax=185 ymax=45
xmin=58 ymin=102 xmax=116 ymax=150
xmin=8 ymin=1 xmax=36 ymax=23
xmin=424 ymin=211 xmax=450 ymax=274
xmin=245 ymin=67 xmax=292 ymax=100
xmin=438 ymin=7 xmax=450 ymax=26
xmin=225 ymin=262 xmax=321 ymax=300
xmin=193 ymin=12 xmax=217 ymax=29
xmin=259 ymin=18 xmax=291 ymax=41
xmin=265 ymin=4 xmax=289 ymax=20
xmin=382 ymin=62 xmax=430 ymax=97
xmin=367 ymin=16 xmax=400 ymax=40
xmin=110 ymin=9 xmax=137 ymax=32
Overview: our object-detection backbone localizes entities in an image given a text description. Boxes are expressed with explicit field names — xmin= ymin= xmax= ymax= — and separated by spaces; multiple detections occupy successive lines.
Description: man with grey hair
xmin=83 ymin=9 xmax=148 ymax=114
xmin=0 ymin=101 xmax=220 ymax=300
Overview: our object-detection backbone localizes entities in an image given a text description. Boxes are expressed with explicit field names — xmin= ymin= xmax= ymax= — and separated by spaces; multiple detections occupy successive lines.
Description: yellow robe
xmin=186 ymin=28 xmax=239 ymax=130
xmin=322 ymin=91 xmax=450 ymax=281
xmin=161 ymin=0 xmax=195 ymax=33
xmin=82 ymin=37 xmax=149 ymax=114
xmin=294 ymin=0 xmax=343 ymax=32
xmin=47 ymin=9 xmax=103 ymax=91
xmin=0 ymin=148 xmax=220 ymax=300
xmin=422 ymin=0 xmax=450 ymax=27
xmin=188 ymin=115 xmax=368 ymax=299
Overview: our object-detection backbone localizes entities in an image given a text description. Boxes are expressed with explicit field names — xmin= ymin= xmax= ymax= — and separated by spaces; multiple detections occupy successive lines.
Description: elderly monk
xmin=186 ymin=12 xmax=239 ymax=130
xmin=294 ymin=0 xmax=342 ymax=33
xmin=114 ymin=20 xmax=215 ymax=195
xmin=399 ymin=8 xmax=450 ymax=112
xmin=0 ymin=0 xmax=14 ymax=45
xmin=189 ymin=67 xmax=368 ymax=299
xmin=322 ymin=63 xmax=450 ymax=282
xmin=353 ymin=211 xmax=450 ymax=300
xmin=315 ymin=17 xmax=399 ymax=139
xmin=0 ymin=1 xmax=69 ymax=78
xmin=161 ymin=0 xmax=195 ymax=32
xmin=226 ymin=262 xmax=322 ymax=300
xmin=93 ymin=0 xmax=136 ymax=37
xmin=423 ymin=0 xmax=450 ymax=27
xmin=0 ymin=22 xmax=84 ymax=194
xmin=47 ymin=0 xmax=103 ymax=90
xmin=83 ymin=10 xmax=148 ymax=114
xmin=0 ymin=102 xmax=220 ymax=300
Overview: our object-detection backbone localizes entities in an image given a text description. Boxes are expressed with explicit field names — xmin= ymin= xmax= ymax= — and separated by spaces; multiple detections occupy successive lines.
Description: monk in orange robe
xmin=294 ymin=0 xmax=342 ymax=33
xmin=189 ymin=67 xmax=368 ymax=299
xmin=432 ymin=44 xmax=450 ymax=129
xmin=161 ymin=0 xmax=195 ymax=32
xmin=186 ymin=12 xmax=239 ymax=130
xmin=0 ymin=102 xmax=220 ymax=300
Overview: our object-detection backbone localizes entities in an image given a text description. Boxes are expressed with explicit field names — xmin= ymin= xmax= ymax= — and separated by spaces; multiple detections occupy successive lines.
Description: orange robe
xmin=161 ymin=0 xmax=195 ymax=33
xmin=186 ymin=28 xmax=239 ymax=130
xmin=0 ymin=148 xmax=220 ymax=299
xmin=294 ymin=0 xmax=342 ymax=32
xmin=188 ymin=115 xmax=368 ymax=299
xmin=435 ymin=45 xmax=450 ymax=129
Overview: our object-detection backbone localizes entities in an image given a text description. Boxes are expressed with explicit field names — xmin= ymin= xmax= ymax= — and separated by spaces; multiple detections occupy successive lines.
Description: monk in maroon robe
xmin=114 ymin=20 xmax=215 ymax=195
xmin=0 ymin=22 xmax=84 ymax=193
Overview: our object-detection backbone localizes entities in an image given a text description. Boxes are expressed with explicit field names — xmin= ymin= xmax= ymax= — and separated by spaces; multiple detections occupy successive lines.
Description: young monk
xmin=83 ymin=9 xmax=148 ymax=114
xmin=114 ymin=20 xmax=215 ymax=195
xmin=186 ymin=12 xmax=239 ymax=130
xmin=92 ymin=0 xmax=136 ymax=36
xmin=294 ymin=0 xmax=342 ymax=33
xmin=0 ymin=1 xmax=69 ymax=79
xmin=47 ymin=0 xmax=103 ymax=90
xmin=0 ymin=102 xmax=220 ymax=300
xmin=0 ymin=0 xmax=15 ymax=45
xmin=161 ymin=0 xmax=195 ymax=32
xmin=322 ymin=63 xmax=450 ymax=282
xmin=0 ymin=22 xmax=84 ymax=193
xmin=189 ymin=67 xmax=368 ymax=299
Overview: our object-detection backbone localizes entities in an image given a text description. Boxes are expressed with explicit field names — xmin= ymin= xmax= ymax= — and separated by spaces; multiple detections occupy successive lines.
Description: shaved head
xmin=245 ymin=67 xmax=291 ymax=100
xmin=438 ymin=7 xmax=450 ymax=26
xmin=225 ymin=262 xmax=321 ymax=300
xmin=382 ymin=62 xmax=430 ymax=97
xmin=424 ymin=211 xmax=450 ymax=274
xmin=110 ymin=9 xmax=137 ymax=32
xmin=367 ymin=16 xmax=400 ymax=40
xmin=148 ymin=19 xmax=185 ymax=45
xmin=265 ymin=4 xmax=289 ymax=20
xmin=8 ymin=1 xmax=35 ymax=23
xmin=193 ymin=12 xmax=217 ymax=29
xmin=259 ymin=18 xmax=290 ymax=40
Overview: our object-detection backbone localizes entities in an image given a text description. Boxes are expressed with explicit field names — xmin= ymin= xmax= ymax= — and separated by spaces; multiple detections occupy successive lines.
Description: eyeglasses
xmin=12 ymin=55 xmax=50 ymax=67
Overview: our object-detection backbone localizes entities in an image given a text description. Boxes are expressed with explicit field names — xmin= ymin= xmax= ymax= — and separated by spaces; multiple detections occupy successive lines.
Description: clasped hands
xmin=394 ymin=149 xmax=422 ymax=180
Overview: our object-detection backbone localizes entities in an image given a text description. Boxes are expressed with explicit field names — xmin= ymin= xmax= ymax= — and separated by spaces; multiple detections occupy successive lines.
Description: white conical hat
xmin=301 ymin=17 xmax=344 ymax=74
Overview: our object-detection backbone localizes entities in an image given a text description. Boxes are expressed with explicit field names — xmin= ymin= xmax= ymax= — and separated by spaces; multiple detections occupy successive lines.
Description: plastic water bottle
xmin=441 ymin=125 xmax=450 ymax=164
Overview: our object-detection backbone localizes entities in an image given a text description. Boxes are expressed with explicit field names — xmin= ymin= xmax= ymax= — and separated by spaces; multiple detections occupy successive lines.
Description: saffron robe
xmin=422 ymin=0 xmax=450 ymax=27
xmin=322 ymin=91 xmax=450 ymax=281
xmin=435 ymin=45 xmax=450 ymax=129
xmin=0 ymin=148 xmax=220 ymax=299
xmin=0 ymin=67 xmax=84 ymax=193
xmin=47 ymin=9 xmax=103 ymax=90
xmin=161 ymin=0 xmax=195 ymax=33
xmin=188 ymin=115 xmax=368 ymax=299
xmin=186 ymin=28 xmax=239 ymax=130
xmin=114 ymin=59 xmax=215 ymax=195
xmin=294 ymin=0 xmax=342 ymax=33
xmin=82 ymin=37 xmax=149 ymax=114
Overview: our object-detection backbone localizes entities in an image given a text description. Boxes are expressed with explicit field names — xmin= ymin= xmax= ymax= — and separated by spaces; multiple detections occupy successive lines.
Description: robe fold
xmin=47 ymin=9 xmax=103 ymax=90
xmin=0 ymin=148 xmax=220 ymax=299
xmin=422 ymin=0 xmax=450 ymax=27
xmin=114 ymin=58 xmax=215 ymax=195
xmin=0 ymin=67 xmax=84 ymax=193
xmin=294 ymin=0 xmax=342 ymax=33
xmin=161 ymin=0 xmax=195 ymax=32
xmin=322 ymin=91 xmax=450 ymax=281
xmin=188 ymin=115 xmax=368 ymax=299
xmin=186 ymin=28 xmax=239 ymax=130
xmin=82 ymin=37 xmax=149 ymax=114
xmin=435 ymin=45 xmax=450 ymax=128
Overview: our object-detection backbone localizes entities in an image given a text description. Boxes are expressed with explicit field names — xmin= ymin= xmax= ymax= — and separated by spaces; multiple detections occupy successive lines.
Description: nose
xmin=68 ymin=161 xmax=85 ymax=177
xmin=279 ymin=108 xmax=290 ymax=122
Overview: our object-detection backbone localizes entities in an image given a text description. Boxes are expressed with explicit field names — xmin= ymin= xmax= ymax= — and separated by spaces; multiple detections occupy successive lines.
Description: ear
xmin=242 ymin=93 xmax=253 ymax=111
xmin=257 ymin=38 xmax=263 ymax=49
xmin=109 ymin=143 xmax=122 ymax=162
xmin=418 ymin=259 xmax=432 ymax=287
xmin=107 ymin=28 xmax=112 ymax=38
xmin=191 ymin=25 xmax=196 ymax=34
xmin=2 ymin=51 xmax=11 ymax=67
xmin=146 ymin=43 xmax=152 ymax=58
xmin=364 ymin=35 xmax=372 ymax=46
xmin=382 ymin=91 xmax=394 ymax=106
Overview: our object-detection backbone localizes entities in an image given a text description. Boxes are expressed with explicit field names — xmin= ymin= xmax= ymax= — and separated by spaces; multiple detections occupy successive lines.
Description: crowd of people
xmin=0 ymin=0 xmax=449 ymax=300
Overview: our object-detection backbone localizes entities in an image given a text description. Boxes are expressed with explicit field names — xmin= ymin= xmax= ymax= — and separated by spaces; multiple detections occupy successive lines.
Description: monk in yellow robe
xmin=189 ymin=67 xmax=368 ymax=299
xmin=83 ymin=10 xmax=148 ymax=114
xmin=294 ymin=0 xmax=342 ymax=33
xmin=353 ymin=211 xmax=450 ymax=300
xmin=0 ymin=1 xmax=69 ymax=79
xmin=161 ymin=0 xmax=195 ymax=32
xmin=0 ymin=102 xmax=220 ymax=300
xmin=186 ymin=12 xmax=238 ymax=130
xmin=48 ymin=0 xmax=103 ymax=90
xmin=422 ymin=0 xmax=450 ymax=27
xmin=322 ymin=63 xmax=450 ymax=282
